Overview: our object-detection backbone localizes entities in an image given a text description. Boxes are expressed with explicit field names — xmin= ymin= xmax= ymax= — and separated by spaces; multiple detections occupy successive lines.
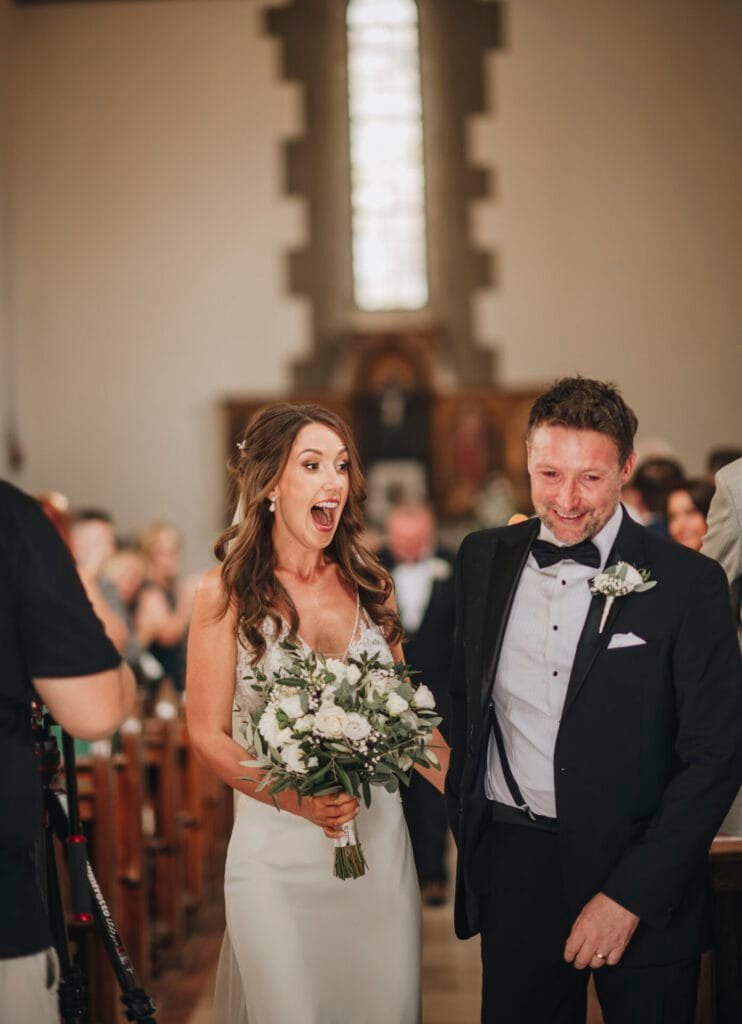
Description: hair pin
xmin=236 ymin=441 xmax=247 ymax=451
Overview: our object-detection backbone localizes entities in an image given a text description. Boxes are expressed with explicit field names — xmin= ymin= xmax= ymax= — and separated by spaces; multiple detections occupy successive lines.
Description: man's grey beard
xmin=540 ymin=500 xmax=620 ymax=543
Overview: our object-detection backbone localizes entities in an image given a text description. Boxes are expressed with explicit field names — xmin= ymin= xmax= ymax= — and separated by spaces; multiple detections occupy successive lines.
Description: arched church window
xmin=346 ymin=0 xmax=428 ymax=312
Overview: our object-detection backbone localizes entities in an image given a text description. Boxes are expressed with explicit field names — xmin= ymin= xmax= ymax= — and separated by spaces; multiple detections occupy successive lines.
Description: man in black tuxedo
xmin=446 ymin=377 xmax=742 ymax=1023
xmin=380 ymin=503 xmax=456 ymax=904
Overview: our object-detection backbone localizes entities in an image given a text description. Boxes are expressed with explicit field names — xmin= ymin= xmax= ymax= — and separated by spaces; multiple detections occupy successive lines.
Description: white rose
xmin=282 ymin=743 xmax=308 ymax=774
xmin=274 ymin=727 xmax=293 ymax=748
xmin=367 ymin=673 xmax=390 ymax=697
xmin=386 ymin=692 xmax=409 ymax=716
xmin=324 ymin=658 xmax=347 ymax=679
xmin=321 ymin=683 xmax=338 ymax=703
xmin=257 ymin=709 xmax=281 ymax=745
xmin=411 ymin=684 xmax=436 ymax=711
xmin=307 ymin=756 xmax=319 ymax=768
xmin=279 ymin=695 xmax=304 ymax=720
xmin=315 ymin=704 xmax=349 ymax=738
xmin=344 ymin=664 xmax=362 ymax=686
xmin=295 ymin=714 xmax=315 ymax=734
xmin=345 ymin=713 xmax=372 ymax=741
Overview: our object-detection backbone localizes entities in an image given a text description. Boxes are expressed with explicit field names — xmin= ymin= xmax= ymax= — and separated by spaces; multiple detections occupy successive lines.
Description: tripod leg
xmin=42 ymin=819 xmax=88 ymax=1023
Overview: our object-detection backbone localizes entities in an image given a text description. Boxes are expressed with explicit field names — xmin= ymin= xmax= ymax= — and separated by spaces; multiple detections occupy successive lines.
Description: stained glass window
xmin=346 ymin=0 xmax=429 ymax=311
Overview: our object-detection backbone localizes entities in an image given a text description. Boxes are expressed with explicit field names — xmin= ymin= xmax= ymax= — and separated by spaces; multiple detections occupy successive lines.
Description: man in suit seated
xmin=446 ymin=377 xmax=742 ymax=1024
xmin=381 ymin=502 xmax=456 ymax=905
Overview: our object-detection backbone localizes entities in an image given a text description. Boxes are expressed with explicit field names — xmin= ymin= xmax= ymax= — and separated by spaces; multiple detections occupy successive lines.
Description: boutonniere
xmin=430 ymin=557 xmax=452 ymax=582
xmin=590 ymin=562 xmax=657 ymax=634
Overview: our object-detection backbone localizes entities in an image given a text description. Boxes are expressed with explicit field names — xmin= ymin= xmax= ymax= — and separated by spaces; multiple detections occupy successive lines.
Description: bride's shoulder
xmin=192 ymin=566 xmax=233 ymax=624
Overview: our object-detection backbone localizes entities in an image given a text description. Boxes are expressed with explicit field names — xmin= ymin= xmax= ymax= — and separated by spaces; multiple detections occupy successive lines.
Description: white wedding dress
xmin=212 ymin=610 xmax=421 ymax=1024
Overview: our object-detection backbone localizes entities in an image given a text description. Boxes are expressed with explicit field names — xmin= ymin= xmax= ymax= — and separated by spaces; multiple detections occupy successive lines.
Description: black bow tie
xmin=531 ymin=537 xmax=601 ymax=569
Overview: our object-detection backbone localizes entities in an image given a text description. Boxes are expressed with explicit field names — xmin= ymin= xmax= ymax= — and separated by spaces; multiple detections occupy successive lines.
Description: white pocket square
xmin=607 ymin=632 xmax=646 ymax=650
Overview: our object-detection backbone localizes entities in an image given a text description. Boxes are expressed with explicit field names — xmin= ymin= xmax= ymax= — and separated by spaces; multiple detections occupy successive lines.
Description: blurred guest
xmin=100 ymin=547 xmax=147 ymax=665
xmin=69 ymin=508 xmax=116 ymax=577
xmin=41 ymin=500 xmax=127 ymax=653
xmin=705 ymin=451 xmax=742 ymax=831
xmin=136 ymin=522 xmax=197 ymax=693
xmin=625 ymin=457 xmax=685 ymax=534
xmin=379 ymin=503 xmax=456 ymax=905
xmin=703 ymin=456 xmax=742 ymax=652
xmin=667 ymin=479 xmax=714 ymax=552
xmin=706 ymin=446 xmax=742 ymax=483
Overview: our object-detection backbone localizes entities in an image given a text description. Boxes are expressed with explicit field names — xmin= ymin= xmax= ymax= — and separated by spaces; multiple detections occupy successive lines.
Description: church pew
xmin=113 ymin=722 xmax=151 ymax=989
xmin=704 ymin=835 xmax=742 ymax=1024
xmin=75 ymin=742 xmax=126 ymax=1024
xmin=141 ymin=716 xmax=188 ymax=973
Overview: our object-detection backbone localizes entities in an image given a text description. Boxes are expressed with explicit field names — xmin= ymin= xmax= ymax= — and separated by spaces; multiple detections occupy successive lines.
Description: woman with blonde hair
xmin=187 ymin=403 xmax=447 ymax=1023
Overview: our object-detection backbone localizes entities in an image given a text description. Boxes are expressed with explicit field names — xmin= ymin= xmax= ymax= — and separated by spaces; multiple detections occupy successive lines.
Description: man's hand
xmin=563 ymin=893 xmax=639 ymax=970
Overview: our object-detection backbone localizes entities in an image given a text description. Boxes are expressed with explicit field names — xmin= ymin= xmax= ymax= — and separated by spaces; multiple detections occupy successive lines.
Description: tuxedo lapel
xmin=479 ymin=518 xmax=540 ymax=710
xmin=562 ymin=509 xmax=649 ymax=718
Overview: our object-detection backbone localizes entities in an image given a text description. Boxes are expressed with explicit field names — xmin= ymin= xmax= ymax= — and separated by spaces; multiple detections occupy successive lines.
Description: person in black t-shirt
xmin=0 ymin=481 xmax=135 ymax=1024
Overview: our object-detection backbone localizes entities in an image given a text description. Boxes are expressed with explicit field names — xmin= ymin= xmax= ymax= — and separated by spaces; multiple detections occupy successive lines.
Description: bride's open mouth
xmin=310 ymin=500 xmax=339 ymax=533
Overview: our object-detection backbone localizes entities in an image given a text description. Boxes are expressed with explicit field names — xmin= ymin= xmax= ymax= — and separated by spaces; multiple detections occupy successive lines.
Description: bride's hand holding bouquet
xmin=238 ymin=641 xmax=443 ymax=879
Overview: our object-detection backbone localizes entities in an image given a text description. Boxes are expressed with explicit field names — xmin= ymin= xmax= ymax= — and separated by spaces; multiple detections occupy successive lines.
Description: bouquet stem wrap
xmin=333 ymin=819 xmax=367 ymax=880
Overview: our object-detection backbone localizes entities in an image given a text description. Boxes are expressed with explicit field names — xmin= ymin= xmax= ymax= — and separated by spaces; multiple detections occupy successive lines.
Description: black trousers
xmin=401 ymin=770 xmax=449 ymax=884
xmin=478 ymin=822 xmax=700 ymax=1024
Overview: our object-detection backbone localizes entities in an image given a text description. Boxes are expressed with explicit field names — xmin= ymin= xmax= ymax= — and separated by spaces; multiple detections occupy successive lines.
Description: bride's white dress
xmin=212 ymin=611 xmax=422 ymax=1023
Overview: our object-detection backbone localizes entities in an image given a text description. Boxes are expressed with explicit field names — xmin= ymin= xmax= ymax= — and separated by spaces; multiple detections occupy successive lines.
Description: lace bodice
xmin=234 ymin=610 xmax=393 ymax=717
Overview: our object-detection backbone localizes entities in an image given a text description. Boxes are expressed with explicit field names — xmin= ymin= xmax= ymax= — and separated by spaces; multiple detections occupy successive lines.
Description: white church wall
xmin=11 ymin=0 xmax=305 ymax=568
xmin=472 ymin=0 xmax=742 ymax=473
xmin=9 ymin=0 xmax=741 ymax=571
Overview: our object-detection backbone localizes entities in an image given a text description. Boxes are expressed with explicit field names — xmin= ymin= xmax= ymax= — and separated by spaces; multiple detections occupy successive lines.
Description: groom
xmin=446 ymin=377 xmax=742 ymax=1023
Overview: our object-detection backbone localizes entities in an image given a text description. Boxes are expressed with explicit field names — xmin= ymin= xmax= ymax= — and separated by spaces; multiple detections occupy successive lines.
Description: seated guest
xmin=100 ymin=547 xmax=147 ymax=665
xmin=135 ymin=522 xmax=197 ymax=694
xmin=667 ymin=479 xmax=715 ymax=552
xmin=69 ymin=507 xmax=117 ymax=577
xmin=45 ymin=501 xmax=127 ymax=652
xmin=626 ymin=457 xmax=685 ymax=535
xmin=379 ymin=502 xmax=456 ymax=905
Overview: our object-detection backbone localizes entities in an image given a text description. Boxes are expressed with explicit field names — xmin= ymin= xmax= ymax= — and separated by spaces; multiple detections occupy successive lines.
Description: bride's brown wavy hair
xmin=214 ymin=402 xmax=402 ymax=663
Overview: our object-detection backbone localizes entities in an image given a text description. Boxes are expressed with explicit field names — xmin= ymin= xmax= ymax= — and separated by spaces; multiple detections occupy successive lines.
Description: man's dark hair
xmin=632 ymin=458 xmax=685 ymax=515
xmin=706 ymin=447 xmax=742 ymax=478
xmin=527 ymin=377 xmax=638 ymax=465
xmin=70 ymin=507 xmax=114 ymax=526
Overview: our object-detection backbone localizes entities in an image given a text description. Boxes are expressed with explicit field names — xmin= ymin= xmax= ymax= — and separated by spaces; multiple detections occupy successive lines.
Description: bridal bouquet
xmin=238 ymin=642 xmax=442 ymax=880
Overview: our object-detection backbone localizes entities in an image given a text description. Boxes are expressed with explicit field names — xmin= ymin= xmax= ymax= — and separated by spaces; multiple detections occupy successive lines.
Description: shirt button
xmin=552 ymin=671 xmax=558 ymax=677
xmin=559 ymin=767 xmax=568 ymax=774
xmin=553 ymin=625 xmax=558 ymax=631
xmin=561 ymin=580 xmax=567 ymax=586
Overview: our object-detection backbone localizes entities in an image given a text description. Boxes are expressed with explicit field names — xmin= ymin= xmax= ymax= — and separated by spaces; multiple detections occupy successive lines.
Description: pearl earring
xmin=269 ymin=496 xmax=276 ymax=513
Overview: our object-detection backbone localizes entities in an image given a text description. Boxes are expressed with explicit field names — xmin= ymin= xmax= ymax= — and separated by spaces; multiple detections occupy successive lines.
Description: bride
xmin=186 ymin=403 xmax=448 ymax=1024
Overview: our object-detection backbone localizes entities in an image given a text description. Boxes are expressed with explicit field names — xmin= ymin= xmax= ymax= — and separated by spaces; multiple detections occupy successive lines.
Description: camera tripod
xmin=33 ymin=700 xmax=156 ymax=1024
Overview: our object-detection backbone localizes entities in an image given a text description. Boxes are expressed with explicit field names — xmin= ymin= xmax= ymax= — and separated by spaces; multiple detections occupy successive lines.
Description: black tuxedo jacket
xmin=445 ymin=510 xmax=742 ymax=965
xmin=379 ymin=547 xmax=456 ymax=734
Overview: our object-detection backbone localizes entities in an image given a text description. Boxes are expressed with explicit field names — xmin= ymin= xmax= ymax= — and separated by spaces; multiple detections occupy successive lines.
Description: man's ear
xmin=621 ymin=450 xmax=637 ymax=484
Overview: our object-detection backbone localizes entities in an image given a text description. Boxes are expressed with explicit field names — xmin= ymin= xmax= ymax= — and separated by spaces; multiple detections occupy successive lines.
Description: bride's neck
xmin=272 ymin=535 xmax=328 ymax=583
